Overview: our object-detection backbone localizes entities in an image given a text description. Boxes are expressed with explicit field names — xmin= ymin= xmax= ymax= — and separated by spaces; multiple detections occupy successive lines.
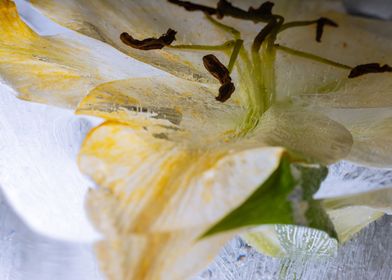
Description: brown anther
xmin=349 ymin=63 xmax=392 ymax=78
xmin=316 ymin=17 xmax=338 ymax=42
xmin=248 ymin=1 xmax=274 ymax=18
xmin=252 ymin=16 xmax=280 ymax=52
xmin=167 ymin=0 xmax=217 ymax=15
xmin=217 ymin=82 xmax=236 ymax=102
xmin=203 ymin=54 xmax=235 ymax=102
xmin=217 ymin=0 xmax=274 ymax=22
xmin=168 ymin=0 xmax=274 ymax=23
xmin=120 ymin=28 xmax=177 ymax=50
xmin=203 ymin=54 xmax=232 ymax=84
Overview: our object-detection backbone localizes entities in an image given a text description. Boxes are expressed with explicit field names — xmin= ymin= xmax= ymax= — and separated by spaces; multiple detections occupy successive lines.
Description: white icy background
xmin=0 ymin=0 xmax=391 ymax=279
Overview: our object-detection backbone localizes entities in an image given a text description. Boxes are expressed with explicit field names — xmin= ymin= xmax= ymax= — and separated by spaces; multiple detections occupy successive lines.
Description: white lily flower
xmin=0 ymin=0 xmax=391 ymax=279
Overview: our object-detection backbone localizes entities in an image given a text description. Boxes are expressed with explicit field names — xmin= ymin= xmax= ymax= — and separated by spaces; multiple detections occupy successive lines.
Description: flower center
xmin=120 ymin=0 xmax=392 ymax=135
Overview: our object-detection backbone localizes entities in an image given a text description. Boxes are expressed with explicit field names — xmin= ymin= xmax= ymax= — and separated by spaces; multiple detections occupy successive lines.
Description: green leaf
xmin=202 ymin=156 xmax=296 ymax=237
xmin=240 ymin=164 xmax=340 ymax=258
xmin=294 ymin=164 xmax=337 ymax=239
xmin=202 ymin=158 xmax=338 ymax=243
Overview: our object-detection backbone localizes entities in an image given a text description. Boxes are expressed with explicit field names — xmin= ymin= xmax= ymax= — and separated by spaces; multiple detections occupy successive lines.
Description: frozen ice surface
xmin=197 ymin=215 xmax=392 ymax=279
xmin=0 ymin=84 xmax=101 ymax=242
xmin=0 ymin=189 xmax=103 ymax=280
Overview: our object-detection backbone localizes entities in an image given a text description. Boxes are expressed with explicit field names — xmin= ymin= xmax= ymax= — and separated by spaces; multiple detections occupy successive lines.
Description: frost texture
xmin=0 ymin=190 xmax=104 ymax=280
xmin=316 ymin=161 xmax=392 ymax=198
xmin=197 ymin=217 xmax=392 ymax=279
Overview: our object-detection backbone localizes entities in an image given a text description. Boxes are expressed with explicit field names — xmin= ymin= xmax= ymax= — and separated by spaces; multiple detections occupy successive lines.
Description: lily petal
xmin=30 ymin=0 xmax=232 ymax=83
xmin=79 ymin=122 xmax=285 ymax=233
xmin=326 ymin=206 xmax=384 ymax=243
xmin=76 ymin=77 xmax=353 ymax=166
xmin=94 ymin=229 xmax=231 ymax=280
xmin=348 ymin=117 xmax=392 ymax=167
xmin=276 ymin=12 xmax=392 ymax=103
xmin=324 ymin=188 xmax=392 ymax=215
xmin=320 ymin=108 xmax=392 ymax=168
xmin=78 ymin=121 xmax=286 ymax=279
xmin=0 ymin=0 xmax=155 ymax=108
xmin=76 ymin=76 xmax=245 ymax=143
xmin=279 ymin=12 xmax=392 ymax=69
xmin=253 ymin=106 xmax=353 ymax=165
xmin=293 ymin=73 xmax=392 ymax=108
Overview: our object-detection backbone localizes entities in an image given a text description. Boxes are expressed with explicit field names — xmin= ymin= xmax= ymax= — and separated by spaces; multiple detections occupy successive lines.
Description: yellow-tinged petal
xmin=76 ymin=76 xmax=245 ymax=143
xmin=76 ymin=77 xmax=353 ymax=165
xmin=252 ymin=106 xmax=353 ymax=165
xmin=0 ymin=0 xmax=152 ymax=108
xmin=94 ymin=229 xmax=231 ymax=280
xmin=30 ymin=0 xmax=233 ymax=83
xmin=79 ymin=121 xmax=285 ymax=279
xmin=80 ymin=122 xmax=285 ymax=233
xmin=327 ymin=206 xmax=384 ymax=243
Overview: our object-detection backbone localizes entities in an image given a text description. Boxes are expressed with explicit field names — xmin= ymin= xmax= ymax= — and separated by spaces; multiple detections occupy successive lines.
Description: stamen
xmin=217 ymin=0 xmax=273 ymax=22
xmin=252 ymin=16 xmax=283 ymax=53
xmin=203 ymin=54 xmax=231 ymax=85
xmin=275 ymin=45 xmax=392 ymax=79
xmin=120 ymin=29 xmax=177 ymax=50
xmin=205 ymin=14 xmax=240 ymax=39
xmin=227 ymin=39 xmax=244 ymax=73
xmin=203 ymin=54 xmax=235 ymax=102
xmin=217 ymin=82 xmax=236 ymax=102
xmin=279 ymin=17 xmax=338 ymax=42
xmin=168 ymin=40 xmax=235 ymax=51
xmin=275 ymin=44 xmax=352 ymax=70
xmin=316 ymin=18 xmax=338 ymax=42
xmin=248 ymin=1 xmax=274 ymax=18
xmin=349 ymin=63 xmax=392 ymax=78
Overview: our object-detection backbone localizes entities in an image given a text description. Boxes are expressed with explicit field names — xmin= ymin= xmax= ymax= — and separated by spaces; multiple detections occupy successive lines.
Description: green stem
xmin=227 ymin=39 xmax=244 ymax=73
xmin=205 ymin=14 xmax=241 ymax=39
xmin=261 ymin=39 xmax=277 ymax=108
xmin=250 ymin=16 xmax=283 ymax=117
xmin=251 ymin=48 xmax=264 ymax=112
xmin=275 ymin=44 xmax=352 ymax=70
xmin=239 ymin=48 xmax=256 ymax=104
xmin=204 ymin=11 xmax=260 ymax=134
xmin=169 ymin=40 xmax=235 ymax=51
